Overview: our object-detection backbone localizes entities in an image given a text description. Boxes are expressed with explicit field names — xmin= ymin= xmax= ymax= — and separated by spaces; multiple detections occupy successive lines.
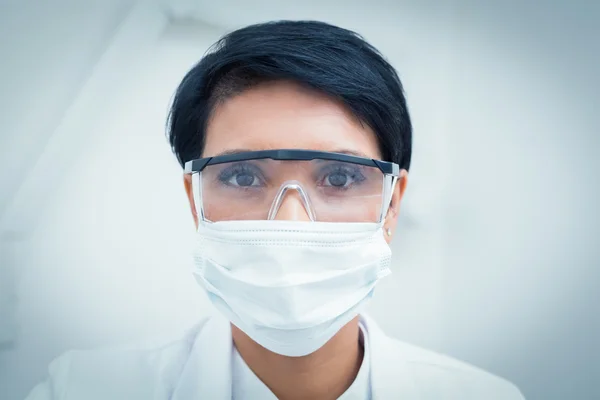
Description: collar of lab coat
xmin=171 ymin=313 xmax=420 ymax=400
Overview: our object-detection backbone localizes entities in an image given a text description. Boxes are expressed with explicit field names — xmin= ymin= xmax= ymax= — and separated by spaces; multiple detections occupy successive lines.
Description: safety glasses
xmin=184 ymin=149 xmax=401 ymax=223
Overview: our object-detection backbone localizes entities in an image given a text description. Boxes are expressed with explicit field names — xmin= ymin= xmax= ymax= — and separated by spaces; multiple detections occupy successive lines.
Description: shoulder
xmin=361 ymin=315 xmax=525 ymax=399
xmin=25 ymin=320 xmax=208 ymax=400
xmin=390 ymin=338 xmax=525 ymax=399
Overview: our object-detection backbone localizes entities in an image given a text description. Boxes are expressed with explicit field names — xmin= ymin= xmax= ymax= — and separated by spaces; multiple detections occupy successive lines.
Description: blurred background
xmin=0 ymin=0 xmax=598 ymax=398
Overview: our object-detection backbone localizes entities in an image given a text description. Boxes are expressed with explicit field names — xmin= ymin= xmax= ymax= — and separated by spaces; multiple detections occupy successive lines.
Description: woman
xmin=27 ymin=20 xmax=524 ymax=399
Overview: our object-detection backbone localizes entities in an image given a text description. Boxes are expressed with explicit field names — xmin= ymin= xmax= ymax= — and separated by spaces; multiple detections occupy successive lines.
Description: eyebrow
xmin=329 ymin=149 xmax=372 ymax=158
xmin=213 ymin=148 xmax=254 ymax=157
xmin=213 ymin=148 xmax=372 ymax=158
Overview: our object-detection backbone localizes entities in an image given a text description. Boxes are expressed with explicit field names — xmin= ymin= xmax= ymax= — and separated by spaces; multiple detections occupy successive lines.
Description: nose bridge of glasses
xmin=268 ymin=180 xmax=316 ymax=221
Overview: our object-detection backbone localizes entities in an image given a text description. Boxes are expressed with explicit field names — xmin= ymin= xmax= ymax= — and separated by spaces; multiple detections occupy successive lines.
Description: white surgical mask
xmin=192 ymin=219 xmax=392 ymax=357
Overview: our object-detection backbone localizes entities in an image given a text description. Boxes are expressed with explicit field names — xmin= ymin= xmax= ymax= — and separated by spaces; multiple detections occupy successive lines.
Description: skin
xmin=184 ymin=80 xmax=408 ymax=400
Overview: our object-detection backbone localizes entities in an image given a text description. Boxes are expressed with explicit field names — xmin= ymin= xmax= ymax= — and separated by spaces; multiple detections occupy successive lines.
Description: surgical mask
xmin=192 ymin=218 xmax=392 ymax=357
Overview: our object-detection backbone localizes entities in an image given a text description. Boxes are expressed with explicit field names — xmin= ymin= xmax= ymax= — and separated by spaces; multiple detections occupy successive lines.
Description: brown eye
xmin=234 ymin=173 xmax=257 ymax=187
xmin=327 ymin=172 xmax=348 ymax=187
xmin=217 ymin=163 xmax=264 ymax=188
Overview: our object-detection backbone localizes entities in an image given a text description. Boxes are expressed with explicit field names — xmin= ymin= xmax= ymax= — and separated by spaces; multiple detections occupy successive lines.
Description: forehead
xmin=203 ymin=81 xmax=381 ymax=159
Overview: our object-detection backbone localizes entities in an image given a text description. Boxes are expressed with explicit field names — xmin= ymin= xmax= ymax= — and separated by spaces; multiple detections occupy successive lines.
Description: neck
xmin=231 ymin=317 xmax=364 ymax=400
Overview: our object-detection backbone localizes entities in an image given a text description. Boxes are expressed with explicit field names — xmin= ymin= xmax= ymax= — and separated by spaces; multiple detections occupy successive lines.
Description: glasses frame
xmin=184 ymin=149 xmax=401 ymax=224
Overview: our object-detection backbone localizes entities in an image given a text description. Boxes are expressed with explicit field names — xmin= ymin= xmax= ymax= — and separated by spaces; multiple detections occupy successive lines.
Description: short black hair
xmin=167 ymin=20 xmax=412 ymax=170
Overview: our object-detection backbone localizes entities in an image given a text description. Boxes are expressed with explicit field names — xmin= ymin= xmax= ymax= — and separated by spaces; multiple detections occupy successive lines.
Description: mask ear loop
xmin=268 ymin=180 xmax=317 ymax=221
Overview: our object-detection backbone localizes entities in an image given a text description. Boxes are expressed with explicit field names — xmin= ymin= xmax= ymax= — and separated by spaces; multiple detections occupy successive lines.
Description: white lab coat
xmin=26 ymin=314 xmax=524 ymax=399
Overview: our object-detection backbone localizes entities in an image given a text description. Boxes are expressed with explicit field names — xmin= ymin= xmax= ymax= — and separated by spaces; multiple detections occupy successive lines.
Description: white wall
xmin=1 ymin=1 xmax=599 ymax=399
xmin=440 ymin=3 xmax=600 ymax=398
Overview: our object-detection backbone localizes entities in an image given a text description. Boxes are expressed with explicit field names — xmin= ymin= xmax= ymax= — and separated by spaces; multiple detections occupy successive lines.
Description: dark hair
xmin=167 ymin=20 xmax=412 ymax=170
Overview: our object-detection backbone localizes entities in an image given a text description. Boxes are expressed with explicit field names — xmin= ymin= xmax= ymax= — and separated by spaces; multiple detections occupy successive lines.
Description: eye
xmin=217 ymin=164 xmax=264 ymax=188
xmin=231 ymin=171 xmax=259 ymax=187
xmin=321 ymin=165 xmax=366 ymax=189
xmin=327 ymin=172 xmax=351 ymax=187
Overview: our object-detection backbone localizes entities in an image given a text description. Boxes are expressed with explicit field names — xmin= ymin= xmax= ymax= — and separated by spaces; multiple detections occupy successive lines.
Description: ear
xmin=183 ymin=174 xmax=199 ymax=229
xmin=383 ymin=170 xmax=408 ymax=244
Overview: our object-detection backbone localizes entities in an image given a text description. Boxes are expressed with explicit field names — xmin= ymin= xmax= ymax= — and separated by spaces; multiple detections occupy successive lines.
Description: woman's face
xmin=184 ymin=80 xmax=406 ymax=243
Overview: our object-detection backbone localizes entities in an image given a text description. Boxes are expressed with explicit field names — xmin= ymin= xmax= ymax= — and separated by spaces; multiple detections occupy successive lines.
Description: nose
xmin=268 ymin=182 xmax=316 ymax=221
xmin=273 ymin=190 xmax=312 ymax=221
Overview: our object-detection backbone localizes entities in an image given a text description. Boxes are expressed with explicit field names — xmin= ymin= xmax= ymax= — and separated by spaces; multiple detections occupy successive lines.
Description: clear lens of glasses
xmin=192 ymin=158 xmax=395 ymax=223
